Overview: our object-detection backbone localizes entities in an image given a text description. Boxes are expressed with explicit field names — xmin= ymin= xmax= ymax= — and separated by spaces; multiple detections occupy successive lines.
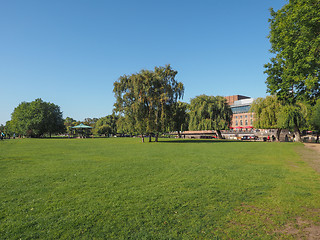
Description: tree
xmin=113 ymin=65 xmax=184 ymax=142
xmin=93 ymin=115 xmax=118 ymax=136
xmin=250 ymin=95 xmax=282 ymax=141
xmin=10 ymin=98 xmax=65 ymax=137
xmin=83 ymin=118 xmax=99 ymax=127
xmin=188 ymin=95 xmax=232 ymax=139
xmin=310 ymin=99 xmax=320 ymax=142
xmin=277 ymin=103 xmax=308 ymax=142
xmin=116 ymin=116 xmax=134 ymax=136
xmin=64 ymin=117 xmax=78 ymax=135
xmin=265 ymin=0 xmax=320 ymax=104
xmin=171 ymin=101 xmax=189 ymax=138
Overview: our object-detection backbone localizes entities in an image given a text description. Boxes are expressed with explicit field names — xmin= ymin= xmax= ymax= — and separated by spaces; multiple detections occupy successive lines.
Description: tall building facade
xmin=225 ymin=95 xmax=254 ymax=130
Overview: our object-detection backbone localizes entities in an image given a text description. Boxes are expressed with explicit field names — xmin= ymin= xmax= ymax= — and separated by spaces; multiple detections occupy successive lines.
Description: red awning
xmin=244 ymin=126 xmax=253 ymax=128
xmin=234 ymin=126 xmax=243 ymax=129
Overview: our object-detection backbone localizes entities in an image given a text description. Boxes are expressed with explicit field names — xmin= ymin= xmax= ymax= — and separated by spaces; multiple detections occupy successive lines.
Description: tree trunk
xmin=149 ymin=135 xmax=152 ymax=142
xmin=276 ymin=128 xmax=281 ymax=142
xmin=294 ymin=126 xmax=302 ymax=142
xmin=177 ymin=130 xmax=181 ymax=138
xmin=316 ymin=133 xmax=319 ymax=143
xmin=216 ymin=130 xmax=223 ymax=139
xmin=142 ymin=135 xmax=145 ymax=143
xmin=155 ymin=134 xmax=158 ymax=142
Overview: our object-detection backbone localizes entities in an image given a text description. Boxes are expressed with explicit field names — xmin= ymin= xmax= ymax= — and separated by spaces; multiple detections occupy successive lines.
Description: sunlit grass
xmin=1 ymin=138 xmax=320 ymax=239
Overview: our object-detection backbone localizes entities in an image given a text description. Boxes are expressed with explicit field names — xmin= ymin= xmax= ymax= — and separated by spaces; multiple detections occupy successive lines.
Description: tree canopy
xmin=265 ymin=0 xmax=320 ymax=104
xmin=171 ymin=101 xmax=189 ymax=138
xmin=9 ymin=98 xmax=65 ymax=137
xmin=93 ymin=115 xmax=118 ymax=136
xmin=250 ymin=95 xmax=282 ymax=140
xmin=113 ymin=65 xmax=184 ymax=142
xmin=310 ymin=99 xmax=320 ymax=142
xmin=277 ymin=102 xmax=308 ymax=142
xmin=188 ymin=95 xmax=232 ymax=139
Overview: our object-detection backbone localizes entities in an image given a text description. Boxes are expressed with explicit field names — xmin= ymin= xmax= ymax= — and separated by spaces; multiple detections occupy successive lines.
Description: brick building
xmin=225 ymin=95 xmax=255 ymax=130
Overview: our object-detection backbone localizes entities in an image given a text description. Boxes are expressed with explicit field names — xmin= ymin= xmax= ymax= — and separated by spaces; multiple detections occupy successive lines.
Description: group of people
xmin=266 ymin=135 xmax=276 ymax=142
xmin=0 ymin=132 xmax=5 ymax=140
xmin=0 ymin=132 xmax=15 ymax=140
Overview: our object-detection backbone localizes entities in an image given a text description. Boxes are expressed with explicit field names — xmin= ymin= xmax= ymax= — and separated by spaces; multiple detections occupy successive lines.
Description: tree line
xmin=257 ymin=0 xmax=320 ymax=142
xmin=1 ymin=65 xmax=232 ymax=140
xmin=2 ymin=1 xmax=320 ymax=142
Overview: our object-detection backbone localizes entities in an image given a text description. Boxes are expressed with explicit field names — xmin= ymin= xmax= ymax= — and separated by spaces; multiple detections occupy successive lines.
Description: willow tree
xmin=188 ymin=95 xmax=232 ymax=139
xmin=277 ymin=103 xmax=308 ymax=142
xmin=250 ymin=95 xmax=282 ymax=141
xmin=310 ymin=99 xmax=320 ymax=142
xmin=265 ymin=0 xmax=320 ymax=104
xmin=113 ymin=65 xmax=184 ymax=142
xmin=171 ymin=101 xmax=189 ymax=138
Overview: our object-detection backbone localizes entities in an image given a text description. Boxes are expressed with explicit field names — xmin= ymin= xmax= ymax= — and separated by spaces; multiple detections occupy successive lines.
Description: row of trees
xmin=251 ymin=96 xmax=320 ymax=142
xmin=113 ymin=65 xmax=232 ymax=142
xmin=3 ymin=0 xmax=320 ymax=141
xmin=2 ymin=93 xmax=232 ymax=140
xmin=260 ymin=0 xmax=320 ymax=142
xmin=3 ymin=103 xmax=120 ymax=138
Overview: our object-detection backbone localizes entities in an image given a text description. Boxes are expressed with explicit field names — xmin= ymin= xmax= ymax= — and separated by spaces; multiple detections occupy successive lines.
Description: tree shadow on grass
xmin=158 ymin=139 xmax=245 ymax=144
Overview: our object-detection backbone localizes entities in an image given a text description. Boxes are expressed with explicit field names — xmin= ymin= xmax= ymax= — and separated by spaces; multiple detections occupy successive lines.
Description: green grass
xmin=1 ymin=138 xmax=320 ymax=239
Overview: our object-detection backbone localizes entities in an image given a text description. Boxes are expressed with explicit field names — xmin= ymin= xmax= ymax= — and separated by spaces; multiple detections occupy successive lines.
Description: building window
xmin=250 ymin=119 xmax=253 ymax=125
xmin=236 ymin=121 xmax=238 ymax=126
xmin=240 ymin=115 xmax=243 ymax=119
xmin=245 ymin=120 xmax=248 ymax=125
xmin=245 ymin=115 xmax=248 ymax=118
xmin=240 ymin=120 xmax=243 ymax=126
xmin=235 ymin=116 xmax=238 ymax=119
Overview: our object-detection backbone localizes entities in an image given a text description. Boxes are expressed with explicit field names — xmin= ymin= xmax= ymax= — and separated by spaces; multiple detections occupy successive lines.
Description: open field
xmin=1 ymin=138 xmax=320 ymax=239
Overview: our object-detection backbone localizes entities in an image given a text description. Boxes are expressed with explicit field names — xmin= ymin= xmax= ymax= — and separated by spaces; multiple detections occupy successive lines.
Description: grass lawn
xmin=1 ymin=138 xmax=320 ymax=239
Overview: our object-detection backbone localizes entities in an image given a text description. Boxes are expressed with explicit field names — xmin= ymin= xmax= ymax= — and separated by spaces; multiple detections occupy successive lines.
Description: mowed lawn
xmin=1 ymin=138 xmax=320 ymax=239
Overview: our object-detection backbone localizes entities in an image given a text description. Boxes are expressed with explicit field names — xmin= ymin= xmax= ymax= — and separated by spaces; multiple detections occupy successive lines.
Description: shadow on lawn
xmin=158 ymin=139 xmax=245 ymax=144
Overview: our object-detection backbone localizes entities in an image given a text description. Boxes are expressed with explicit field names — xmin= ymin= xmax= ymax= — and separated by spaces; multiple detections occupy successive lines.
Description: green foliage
xmin=250 ymin=95 xmax=281 ymax=129
xmin=83 ymin=118 xmax=99 ymax=127
xmin=93 ymin=115 xmax=118 ymax=136
xmin=64 ymin=117 xmax=78 ymax=135
xmin=188 ymin=95 xmax=232 ymax=133
xmin=9 ymin=98 xmax=65 ymax=137
xmin=277 ymin=103 xmax=308 ymax=141
xmin=113 ymin=65 xmax=184 ymax=140
xmin=310 ymin=99 xmax=320 ymax=131
xmin=171 ymin=101 xmax=189 ymax=136
xmin=1 ymin=139 xmax=320 ymax=239
xmin=265 ymin=0 xmax=320 ymax=104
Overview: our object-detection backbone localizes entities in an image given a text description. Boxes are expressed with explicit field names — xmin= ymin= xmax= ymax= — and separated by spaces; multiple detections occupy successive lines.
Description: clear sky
xmin=0 ymin=0 xmax=287 ymax=125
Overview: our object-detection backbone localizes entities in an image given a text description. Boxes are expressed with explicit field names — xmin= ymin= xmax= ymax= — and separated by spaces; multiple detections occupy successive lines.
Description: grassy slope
xmin=0 ymin=138 xmax=319 ymax=239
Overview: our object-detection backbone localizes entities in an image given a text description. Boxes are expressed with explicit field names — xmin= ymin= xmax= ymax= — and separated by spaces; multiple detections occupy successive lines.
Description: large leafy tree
xmin=171 ymin=101 xmax=189 ymax=138
xmin=10 ymin=98 xmax=65 ymax=137
xmin=250 ymin=95 xmax=282 ymax=141
xmin=113 ymin=65 xmax=184 ymax=142
xmin=265 ymin=0 xmax=320 ymax=104
xmin=310 ymin=99 xmax=320 ymax=142
xmin=93 ymin=115 xmax=118 ymax=136
xmin=277 ymin=102 xmax=308 ymax=142
xmin=188 ymin=95 xmax=232 ymax=139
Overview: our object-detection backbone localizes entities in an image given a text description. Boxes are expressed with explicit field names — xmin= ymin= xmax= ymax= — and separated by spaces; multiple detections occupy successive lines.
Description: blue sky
xmin=0 ymin=0 xmax=287 ymax=125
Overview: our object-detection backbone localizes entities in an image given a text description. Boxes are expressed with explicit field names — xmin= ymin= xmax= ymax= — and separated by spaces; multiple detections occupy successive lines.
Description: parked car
xmin=241 ymin=135 xmax=255 ymax=140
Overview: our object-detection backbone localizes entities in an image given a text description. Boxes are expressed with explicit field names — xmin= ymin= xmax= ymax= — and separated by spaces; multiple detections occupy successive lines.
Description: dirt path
xmin=304 ymin=143 xmax=320 ymax=154
xmin=284 ymin=143 xmax=320 ymax=239
xmin=301 ymin=143 xmax=320 ymax=174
